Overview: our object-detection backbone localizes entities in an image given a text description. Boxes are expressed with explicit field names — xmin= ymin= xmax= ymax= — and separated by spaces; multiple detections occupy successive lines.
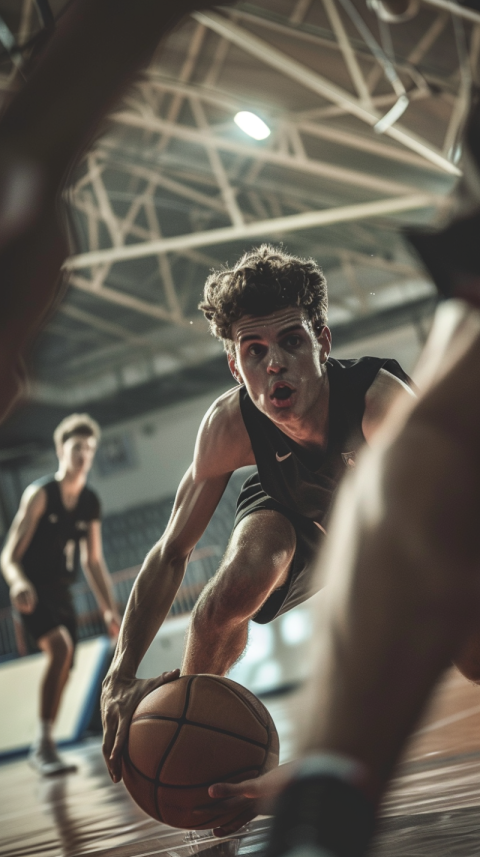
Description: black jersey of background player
xmin=21 ymin=477 xmax=101 ymax=587
xmin=240 ymin=357 xmax=411 ymax=528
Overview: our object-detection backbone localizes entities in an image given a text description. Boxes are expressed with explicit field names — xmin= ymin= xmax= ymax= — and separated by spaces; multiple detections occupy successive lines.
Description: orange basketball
xmin=122 ymin=674 xmax=279 ymax=830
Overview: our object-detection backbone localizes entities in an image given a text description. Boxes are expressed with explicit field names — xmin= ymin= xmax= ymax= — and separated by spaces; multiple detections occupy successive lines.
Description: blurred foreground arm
xmin=0 ymin=0 xmax=230 ymax=422
xmin=303 ymin=299 xmax=480 ymax=802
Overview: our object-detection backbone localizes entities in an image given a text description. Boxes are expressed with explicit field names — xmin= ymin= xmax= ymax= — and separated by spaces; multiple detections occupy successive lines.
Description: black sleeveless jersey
xmin=239 ymin=356 xmax=411 ymax=527
xmin=21 ymin=477 xmax=101 ymax=587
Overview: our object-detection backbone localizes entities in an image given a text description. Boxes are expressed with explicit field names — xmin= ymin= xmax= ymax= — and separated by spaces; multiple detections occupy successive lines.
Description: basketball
xmin=122 ymin=674 xmax=279 ymax=829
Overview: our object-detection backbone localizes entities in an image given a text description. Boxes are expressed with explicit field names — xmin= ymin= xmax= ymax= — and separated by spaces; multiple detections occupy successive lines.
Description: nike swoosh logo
xmin=276 ymin=451 xmax=292 ymax=462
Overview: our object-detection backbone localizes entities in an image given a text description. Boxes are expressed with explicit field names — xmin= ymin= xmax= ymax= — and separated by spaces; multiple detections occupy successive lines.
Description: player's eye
xmin=283 ymin=334 xmax=301 ymax=348
xmin=248 ymin=343 xmax=264 ymax=356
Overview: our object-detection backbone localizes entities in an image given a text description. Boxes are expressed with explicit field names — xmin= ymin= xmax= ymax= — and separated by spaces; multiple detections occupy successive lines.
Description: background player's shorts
xmin=234 ymin=471 xmax=324 ymax=624
xmin=20 ymin=583 xmax=77 ymax=659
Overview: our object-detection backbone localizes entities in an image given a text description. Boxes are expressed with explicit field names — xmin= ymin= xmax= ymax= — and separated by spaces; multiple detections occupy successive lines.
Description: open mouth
xmin=270 ymin=383 xmax=295 ymax=405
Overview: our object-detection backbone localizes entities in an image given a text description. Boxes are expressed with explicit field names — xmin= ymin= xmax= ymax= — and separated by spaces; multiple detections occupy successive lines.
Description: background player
xmin=101 ymin=243 xmax=414 ymax=783
xmin=1 ymin=413 xmax=121 ymax=776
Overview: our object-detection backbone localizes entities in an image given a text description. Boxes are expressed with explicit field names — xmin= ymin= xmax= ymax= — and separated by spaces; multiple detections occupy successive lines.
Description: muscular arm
xmin=110 ymin=387 xmax=251 ymax=678
xmin=362 ymin=368 xmax=415 ymax=443
xmin=0 ymin=485 xmax=47 ymax=612
xmin=111 ymin=466 xmax=232 ymax=679
xmin=101 ymin=387 xmax=253 ymax=780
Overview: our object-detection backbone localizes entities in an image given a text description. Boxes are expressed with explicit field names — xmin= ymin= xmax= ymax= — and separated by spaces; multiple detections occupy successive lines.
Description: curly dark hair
xmin=199 ymin=244 xmax=328 ymax=349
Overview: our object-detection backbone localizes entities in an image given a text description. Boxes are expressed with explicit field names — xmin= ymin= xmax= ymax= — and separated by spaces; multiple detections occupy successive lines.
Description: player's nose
xmin=266 ymin=347 xmax=285 ymax=374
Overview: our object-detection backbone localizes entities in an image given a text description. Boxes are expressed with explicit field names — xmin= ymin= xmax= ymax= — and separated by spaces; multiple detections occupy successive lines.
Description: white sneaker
xmin=28 ymin=740 xmax=77 ymax=777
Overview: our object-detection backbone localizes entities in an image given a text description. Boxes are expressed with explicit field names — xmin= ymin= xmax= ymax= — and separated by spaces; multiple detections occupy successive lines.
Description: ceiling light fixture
xmin=234 ymin=111 xmax=271 ymax=140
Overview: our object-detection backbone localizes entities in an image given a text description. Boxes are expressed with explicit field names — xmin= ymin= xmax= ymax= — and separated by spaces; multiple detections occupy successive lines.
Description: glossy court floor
xmin=2 ymin=667 xmax=480 ymax=857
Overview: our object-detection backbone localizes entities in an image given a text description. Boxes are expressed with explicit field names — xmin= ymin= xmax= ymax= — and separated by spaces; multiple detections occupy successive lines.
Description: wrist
xmin=103 ymin=606 xmax=120 ymax=620
xmin=10 ymin=572 xmax=30 ymax=589
xmin=108 ymin=650 xmax=137 ymax=683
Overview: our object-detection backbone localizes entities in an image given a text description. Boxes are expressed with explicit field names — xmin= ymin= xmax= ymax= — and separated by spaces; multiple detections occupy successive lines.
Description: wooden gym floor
xmin=1 ymin=666 xmax=480 ymax=857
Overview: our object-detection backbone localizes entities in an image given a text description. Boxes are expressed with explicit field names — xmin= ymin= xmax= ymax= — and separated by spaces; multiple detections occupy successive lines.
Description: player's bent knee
xmin=192 ymin=565 xmax=279 ymax=629
xmin=191 ymin=513 xmax=296 ymax=629
xmin=191 ymin=582 xmax=242 ymax=630
xmin=39 ymin=625 xmax=74 ymax=664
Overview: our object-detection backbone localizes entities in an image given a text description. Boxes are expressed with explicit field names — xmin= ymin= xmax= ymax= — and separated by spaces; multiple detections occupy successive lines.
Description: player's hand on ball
xmin=10 ymin=578 xmax=37 ymax=613
xmin=207 ymin=762 xmax=299 ymax=837
xmin=101 ymin=669 xmax=180 ymax=783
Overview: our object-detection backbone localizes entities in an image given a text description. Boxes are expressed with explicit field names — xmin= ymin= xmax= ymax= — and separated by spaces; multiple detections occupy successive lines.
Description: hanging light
xmin=234 ymin=111 xmax=271 ymax=140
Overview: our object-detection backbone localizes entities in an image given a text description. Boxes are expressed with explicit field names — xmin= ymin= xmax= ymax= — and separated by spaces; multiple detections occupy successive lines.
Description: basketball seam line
xmin=132 ymin=714 xmax=269 ymax=750
xmin=123 ymin=759 xmax=263 ymax=789
xmin=216 ymin=677 xmax=278 ymax=775
xmin=219 ymin=678 xmax=268 ymax=728
xmin=220 ymin=678 xmax=278 ymax=767
xmin=158 ymin=764 xmax=263 ymax=789
xmin=124 ymin=754 xmax=156 ymax=783
xmin=221 ymin=679 xmax=277 ymax=765
xmin=153 ymin=675 xmax=195 ymax=822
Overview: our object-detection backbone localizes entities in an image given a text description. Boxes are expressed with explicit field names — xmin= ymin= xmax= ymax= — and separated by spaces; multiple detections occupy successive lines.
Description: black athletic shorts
xmin=234 ymin=471 xmax=325 ymax=624
xmin=20 ymin=583 xmax=77 ymax=655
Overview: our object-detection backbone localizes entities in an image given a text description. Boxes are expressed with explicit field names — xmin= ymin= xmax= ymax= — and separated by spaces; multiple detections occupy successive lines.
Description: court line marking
xmin=414 ymin=703 xmax=480 ymax=735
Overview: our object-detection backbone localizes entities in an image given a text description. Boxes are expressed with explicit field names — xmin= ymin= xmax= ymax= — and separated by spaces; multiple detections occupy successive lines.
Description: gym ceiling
xmin=0 ymin=0 xmax=476 ymax=449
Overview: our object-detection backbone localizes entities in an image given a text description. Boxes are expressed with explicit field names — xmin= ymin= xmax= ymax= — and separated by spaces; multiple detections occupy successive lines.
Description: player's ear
xmin=227 ymin=350 xmax=243 ymax=384
xmin=317 ymin=325 xmax=332 ymax=364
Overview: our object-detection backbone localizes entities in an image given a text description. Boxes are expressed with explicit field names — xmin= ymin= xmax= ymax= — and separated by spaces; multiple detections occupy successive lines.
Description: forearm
xmin=84 ymin=559 xmax=117 ymax=614
xmin=109 ymin=542 xmax=187 ymax=680
xmin=0 ymin=555 xmax=28 ymax=588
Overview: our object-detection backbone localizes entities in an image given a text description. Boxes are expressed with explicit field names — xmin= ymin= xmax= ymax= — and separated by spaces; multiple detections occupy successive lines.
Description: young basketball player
xmin=1 ymin=414 xmax=121 ymax=776
xmin=100 ymin=243 xmax=415 ymax=783
xmin=202 ymin=99 xmax=480 ymax=850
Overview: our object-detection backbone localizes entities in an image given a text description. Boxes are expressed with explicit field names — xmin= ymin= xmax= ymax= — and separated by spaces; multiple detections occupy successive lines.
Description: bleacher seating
xmin=101 ymin=468 xmax=248 ymax=575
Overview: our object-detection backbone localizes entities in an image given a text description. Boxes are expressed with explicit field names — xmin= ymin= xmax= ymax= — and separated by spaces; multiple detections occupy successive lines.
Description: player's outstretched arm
xmin=101 ymin=389 xmax=252 ymax=783
xmin=101 ymin=466 xmax=230 ymax=782
xmin=0 ymin=485 xmax=47 ymax=613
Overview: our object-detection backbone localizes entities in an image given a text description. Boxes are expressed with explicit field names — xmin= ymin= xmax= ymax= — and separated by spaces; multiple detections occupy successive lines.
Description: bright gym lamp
xmin=234 ymin=111 xmax=271 ymax=140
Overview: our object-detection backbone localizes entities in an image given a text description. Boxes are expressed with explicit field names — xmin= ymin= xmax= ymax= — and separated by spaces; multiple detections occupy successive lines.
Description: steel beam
xmin=190 ymin=96 xmax=244 ymax=226
xmin=108 ymin=110 xmax=421 ymax=196
xmin=193 ymin=11 xmax=460 ymax=175
xmin=59 ymin=304 xmax=146 ymax=344
xmin=321 ymin=0 xmax=372 ymax=106
xmin=69 ymin=275 xmax=181 ymax=324
xmin=66 ymin=193 xmax=438 ymax=270
xmin=421 ymin=0 xmax=480 ymax=25
xmin=142 ymin=75 xmax=445 ymax=172
xmin=295 ymin=120 xmax=444 ymax=171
